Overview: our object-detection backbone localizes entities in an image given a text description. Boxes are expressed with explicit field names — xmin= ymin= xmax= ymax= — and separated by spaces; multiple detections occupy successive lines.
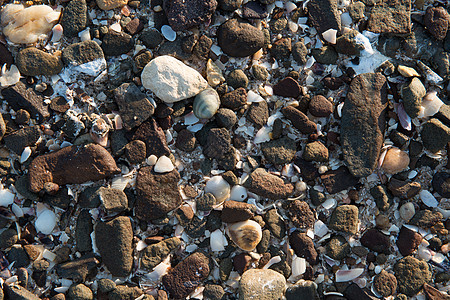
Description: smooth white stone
xmin=20 ymin=147 xmax=32 ymax=163
xmin=154 ymin=156 xmax=174 ymax=173
xmin=419 ymin=190 xmax=438 ymax=207
xmin=141 ymin=56 xmax=208 ymax=103
xmin=51 ymin=24 xmax=63 ymax=42
xmin=146 ymin=155 xmax=158 ymax=166
xmin=322 ymin=29 xmax=337 ymax=44
xmin=205 ymin=176 xmax=230 ymax=203
xmin=0 ymin=188 xmax=15 ymax=207
xmin=399 ymin=202 xmax=415 ymax=221
xmin=210 ymin=229 xmax=227 ymax=252
xmin=161 ymin=25 xmax=176 ymax=42
xmin=35 ymin=209 xmax=57 ymax=234
xmin=230 ymin=185 xmax=247 ymax=201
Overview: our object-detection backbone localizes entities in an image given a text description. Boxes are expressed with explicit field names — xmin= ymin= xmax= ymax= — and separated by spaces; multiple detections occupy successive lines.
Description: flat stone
xmin=61 ymin=0 xmax=87 ymax=37
xmin=261 ymin=137 xmax=296 ymax=165
xmin=289 ymin=231 xmax=318 ymax=265
xmin=239 ymin=269 xmax=286 ymax=300
xmin=421 ymin=118 xmax=450 ymax=153
xmin=367 ymin=0 xmax=411 ymax=34
xmin=141 ymin=56 xmax=208 ymax=103
xmin=101 ymin=30 xmax=134 ymax=56
xmin=4 ymin=284 xmax=39 ymax=300
xmin=2 ymin=81 xmax=50 ymax=121
xmin=387 ymin=178 xmax=421 ymax=199
xmin=373 ymin=270 xmax=397 ymax=297
xmin=129 ymin=118 xmax=170 ymax=157
xmin=307 ymin=0 xmax=341 ymax=35
xmin=328 ymin=205 xmax=359 ymax=234
xmin=62 ymin=40 xmax=104 ymax=67
xmin=221 ymin=200 xmax=254 ymax=223
xmin=394 ymin=256 xmax=431 ymax=296
xmin=162 ymin=252 xmax=210 ymax=299
xmin=243 ymin=168 xmax=294 ymax=200
xmin=135 ymin=166 xmax=182 ymax=221
xmin=281 ymin=106 xmax=317 ymax=134
xmin=424 ymin=6 xmax=450 ymax=40
xmin=247 ymin=101 xmax=269 ymax=128
xmin=432 ymin=172 xmax=450 ymax=197
xmin=56 ymin=255 xmax=100 ymax=282
xmin=3 ymin=126 xmax=40 ymax=155
xmin=396 ymin=226 xmax=422 ymax=256
xmin=221 ymin=88 xmax=247 ymax=110
xmin=321 ymin=167 xmax=359 ymax=194
xmin=409 ymin=210 xmax=443 ymax=229
xmin=75 ymin=210 xmax=93 ymax=252
xmin=141 ymin=237 xmax=181 ymax=270
xmin=217 ymin=18 xmax=264 ymax=57
xmin=16 ymin=48 xmax=63 ymax=76
xmin=273 ymin=77 xmax=301 ymax=98
xmin=163 ymin=0 xmax=217 ymax=31
xmin=96 ymin=0 xmax=128 ymax=10
xmin=28 ymin=144 xmax=120 ymax=193
xmin=341 ymin=73 xmax=388 ymax=177
xmin=95 ymin=216 xmax=133 ymax=277
xmin=98 ymin=187 xmax=128 ymax=215
xmin=361 ymin=228 xmax=391 ymax=254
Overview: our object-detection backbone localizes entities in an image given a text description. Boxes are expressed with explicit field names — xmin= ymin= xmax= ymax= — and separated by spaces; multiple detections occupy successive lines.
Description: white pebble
xmin=0 ymin=188 xmax=15 ymax=207
xmin=230 ymin=185 xmax=247 ymax=201
xmin=20 ymin=146 xmax=32 ymax=163
xmin=35 ymin=209 xmax=57 ymax=235
xmin=78 ymin=27 xmax=91 ymax=41
xmin=399 ymin=202 xmax=415 ymax=221
xmin=295 ymin=181 xmax=307 ymax=192
xmin=210 ymin=229 xmax=227 ymax=252
xmin=110 ymin=22 xmax=122 ymax=32
xmin=161 ymin=25 xmax=176 ymax=41
xmin=322 ymin=29 xmax=337 ymax=44
xmin=154 ymin=156 xmax=174 ymax=173
xmin=51 ymin=24 xmax=63 ymax=42
xmin=418 ymin=246 xmax=432 ymax=261
xmin=322 ymin=198 xmax=336 ymax=209
xmin=419 ymin=190 xmax=438 ymax=207
xmin=205 ymin=176 xmax=230 ymax=203
xmin=146 ymin=155 xmax=158 ymax=166
xmin=318 ymin=166 xmax=328 ymax=174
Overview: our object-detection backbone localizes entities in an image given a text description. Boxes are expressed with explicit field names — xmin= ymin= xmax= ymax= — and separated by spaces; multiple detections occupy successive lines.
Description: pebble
xmin=101 ymin=30 xmax=134 ymax=56
xmin=141 ymin=237 xmax=181 ymax=270
xmin=227 ymin=220 xmax=262 ymax=251
xmin=401 ymin=77 xmax=426 ymax=118
xmin=239 ymin=269 xmax=287 ymax=300
xmin=154 ymin=155 xmax=174 ymax=173
xmin=424 ymin=6 xmax=450 ymax=40
xmin=320 ymin=167 xmax=359 ymax=194
xmin=139 ymin=28 xmax=163 ymax=49
xmin=432 ymin=172 xmax=450 ymax=197
xmin=373 ymin=270 xmax=397 ymax=297
xmin=205 ymin=176 xmax=231 ymax=203
xmin=244 ymin=168 xmax=294 ymax=200
xmin=281 ymin=106 xmax=317 ymax=134
xmin=164 ymin=0 xmax=217 ymax=31
xmin=361 ymin=228 xmax=391 ymax=254
xmin=273 ymin=77 xmax=301 ymax=98
xmin=326 ymin=235 xmax=350 ymax=260
xmin=60 ymin=0 xmax=87 ymax=37
xmin=261 ymin=137 xmax=296 ymax=165
xmin=217 ymin=18 xmax=265 ymax=57
xmin=193 ymin=88 xmax=220 ymax=119
xmin=35 ymin=209 xmax=57 ymax=235
xmin=289 ymin=231 xmax=318 ymax=265
xmin=396 ymin=226 xmax=422 ymax=256
xmin=421 ymin=118 xmax=450 ymax=153
xmin=382 ymin=147 xmax=410 ymax=174
xmin=303 ymin=141 xmax=329 ymax=162
xmin=216 ymin=108 xmax=237 ymax=128
xmin=307 ymin=0 xmax=341 ymax=35
xmin=141 ymin=56 xmax=208 ymax=103
xmin=96 ymin=0 xmax=128 ymax=10
xmin=16 ymin=48 xmax=63 ymax=76
xmin=286 ymin=200 xmax=315 ymax=229
xmin=309 ymin=95 xmax=333 ymax=117
xmin=419 ymin=190 xmax=439 ymax=208
xmin=399 ymin=202 xmax=415 ymax=221
xmin=394 ymin=256 xmax=432 ymax=296
xmin=1 ymin=4 xmax=60 ymax=44
xmin=388 ymin=178 xmax=421 ymax=199
xmin=221 ymin=88 xmax=248 ymax=110
xmin=328 ymin=205 xmax=359 ymax=234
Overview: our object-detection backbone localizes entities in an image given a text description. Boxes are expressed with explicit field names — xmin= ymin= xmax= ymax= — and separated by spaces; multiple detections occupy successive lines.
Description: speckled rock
xmin=261 ymin=137 xmax=296 ymax=165
xmin=217 ymin=19 xmax=264 ymax=57
xmin=163 ymin=0 xmax=217 ymax=31
xmin=239 ymin=269 xmax=286 ymax=300
xmin=243 ymin=168 xmax=294 ymax=200
xmin=394 ymin=256 xmax=432 ymax=296
xmin=16 ymin=48 xmax=63 ymax=76
xmin=373 ymin=270 xmax=397 ymax=298
xmin=328 ymin=205 xmax=359 ymax=234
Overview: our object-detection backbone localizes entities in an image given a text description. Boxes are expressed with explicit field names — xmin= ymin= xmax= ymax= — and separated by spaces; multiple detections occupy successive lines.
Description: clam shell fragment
xmin=227 ymin=220 xmax=262 ymax=251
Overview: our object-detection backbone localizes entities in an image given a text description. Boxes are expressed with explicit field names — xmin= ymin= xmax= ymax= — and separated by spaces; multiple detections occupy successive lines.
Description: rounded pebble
xmin=399 ymin=202 xmax=415 ymax=221
xmin=193 ymin=88 xmax=220 ymax=119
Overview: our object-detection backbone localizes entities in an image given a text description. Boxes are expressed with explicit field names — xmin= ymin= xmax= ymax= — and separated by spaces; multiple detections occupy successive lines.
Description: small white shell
xmin=20 ymin=146 xmax=32 ymax=163
xmin=210 ymin=229 xmax=227 ymax=252
xmin=161 ymin=25 xmax=176 ymax=42
xmin=291 ymin=256 xmax=306 ymax=277
xmin=227 ymin=220 xmax=262 ymax=251
xmin=419 ymin=190 xmax=438 ymax=208
xmin=230 ymin=185 xmax=247 ymax=201
xmin=51 ymin=24 xmax=63 ymax=42
xmin=335 ymin=268 xmax=364 ymax=282
xmin=206 ymin=59 xmax=225 ymax=87
xmin=154 ymin=156 xmax=174 ymax=173
xmin=205 ymin=176 xmax=230 ymax=203
xmin=193 ymin=88 xmax=220 ymax=119
xmin=0 ymin=188 xmax=15 ymax=207
xmin=322 ymin=29 xmax=337 ymax=44
xmin=35 ymin=209 xmax=57 ymax=235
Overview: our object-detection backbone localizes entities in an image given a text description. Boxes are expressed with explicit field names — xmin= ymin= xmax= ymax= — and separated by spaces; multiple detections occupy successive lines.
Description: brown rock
xmin=162 ymin=252 xmax=210 ymax=299
xmin=320 ymin=166 xmax=359 ymax=194
xmin=28 ymin=144 xmax=120 ymax=193
xmin=361 ymin=228 xmax=391 ymax=254
xmin=387 ymin=178 xmax=421 ymax=199
xmin=129 ymin=118 xmax=170 ymax=157
xmin=328 ymin=205 xmax=359 ymax=234
xmin=175 ymin=129 xmax=196 ymax=152
xmin=273 ymin=77 xmax=301 ymax=98
xmin=135 ymin=166 xmax=182 ymax=221
xmin=286 ymin=200 xmax=315 ymax=229
xmin=424 ymin=6 xmax=450 ymax=40
xmin=125 ymin=140 xmax=146 ymax=164
xmin=243 ymin=168 xmax=294 ymax=200
xmin=221 ymin=200 xmax=254 ymax=223
xmin=396 ymin=226 xmax=422 ymax=256
xmin=281 ymin=106 xmax=317 ymax=134
xmin=423 ymin=283 xmax=450 ymax=300
xmin=373 ymin=270 xmax=397 ymax=298
xmin=289 ymin=231 xmax=318 ymax=265
xmin=309 ymin=95 xmax=333 ymax=117
xmin=164 ymin=0 xmax=217 ymax=31
xmin=221 ymin=88 xmax=247 ymax=110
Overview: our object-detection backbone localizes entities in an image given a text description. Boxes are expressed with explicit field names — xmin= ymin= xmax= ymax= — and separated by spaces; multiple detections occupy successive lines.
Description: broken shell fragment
xmin=90 ymin=118 xmax=109 ymax=147
xmin=227 ymin=220 xmax=262 ymax=251
xmin=381 ymin=147 xmax=409 ymax=174
xmin=398 ymin=65 xmax=420 ymax=77
xmin=206 ymin=59 xmax=225 ymax=87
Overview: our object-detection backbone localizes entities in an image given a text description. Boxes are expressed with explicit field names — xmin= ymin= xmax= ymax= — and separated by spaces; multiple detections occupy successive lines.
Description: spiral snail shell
xmin=193 ymin=88 xmax=220 ymax=119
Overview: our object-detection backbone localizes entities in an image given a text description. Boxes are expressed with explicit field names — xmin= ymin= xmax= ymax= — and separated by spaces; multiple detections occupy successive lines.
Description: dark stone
xmin=424 ymin=6 xmax=450 ymax=40
xmin=221 ymin=88 xmax=247 ymax=110
xmin=281 ymin=106 xmax=317 ymax=134
xmin=125 ymin=18 xmax=144 ymax=35
xmin=286 ymin=200 xmax=315 ymax=229
xmin=221 ymin=200 xmax=254 ymax=223
xmin=292 ymin=41 xmax=308 ymax=65
xmin=432 ymin=172 xmax=450 ymax=197
xmin=343 ymin=283 xmax=378 ymax=300
xmin=421 ymin=118 xmax=450 ymax=153
xmin=28 ymin=144 xmax=120 ymax=193
xmin=309 ymin=95 xmax=333 ymax=117
xmin=303 ymin=141 xmax=329 ymax=162
xmin=387 ymin=178 xmax=421 ymax=199
xmin=0 ymin=228 xmax=18 ymax=250
xmin=307 ymin=0 xmax=341 ymax=35
xmin=243 ymin=168 xmax=294 ymax=200
xmin=227 ymin=69 xmax=248 ymax=89
xmin=246 ymin=101 xmax=268 ymax=128
xmin=193 ymin=35 xmax=213 ymax=59
xmin=294 ymin=157 xmax=319 ymax=182
xmin=286 ymin=280 xmax=320 ymax=300
xmin=263 ymin=209 xmax=286 ymax=239
xmin=203 ymin=284 xmax=225 ymax=300
xmin=328 ymin=205 xmax=359 ymax=234
xmin=0 ymin=43 xmax=13 ymax=68
xmin=98 ymin=187 xmax=128 ymax=215
xmin=273 ymin=77 xmax=301 ymax=98
xmin=409 ymin=210 xmax=443 ymax=229
xmin=360 ymin=228 xmax=391 ymax=254
xmin=125 ymin=140 xmax=146 ymax=164
xmin=95 ymin=216 xmax=133 ymax=277
xmin=163 ymin=0 xmax=217 ymax=31
xmin=370 ymin=185 xmax=392 ymax=211
xmin=335 ymin=30 xmax=365 ymax=56
xmin=367 ymin=0 xmax=411 ymax=34
xmin=61 ymin=0 xmax=87 ymax=37
xmin=16 ymin=48 xmax=63 ymax=76
xmin=243 ymin=1 xmax=267 ymax=19
xmin=341 ymin=73 xmax=388 ymax=177
xmin=135 ymin=166 xmax=182 ymax=221
xmin=62 ymin=40 xmax=104 ymax=67
xmin=326 ymin=235 xmax=350 ymax=260
xmin=175 ymin=129 xmax=196 ymax=152
xmin=216 ymin=108 xmax=237 ymax=128
xmin=129 ymin=119 xmax=170 ymax=157
xmin=101 ymin=30 xmax=134 ymax=56
xmin=4 ymin=284 xmax=39 ymax=300
xmin=373 ymin=270 xmax=397 ymax=297
xmin=261 ymin=137 xmax=296 ymax=165
xmin=396 ymin=226 xmax=422 ymax=256
xmin=217 ymin=19 xmax=264 ymax=57
xmin=311 ymin=46 xmax=338 ymax=65
xmin=139 ymin=28 xmax=163 ymax=49
xmin=321 ymin=167 xmax=359 ymax=194
xmin=6 ymin=245 xmax=30 ymax=268
xmin=4 ymin=126 xmax=40 ymax=155
xmin=289 ymin=231 xmax=318 ymax=265
xmin=76 ymin=210 xmax=93 ymax=252
xmin=141 ymin=237 xmax=182 ymax=270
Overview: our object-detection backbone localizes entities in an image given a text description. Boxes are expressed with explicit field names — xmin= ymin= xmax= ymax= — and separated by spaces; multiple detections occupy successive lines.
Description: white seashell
xmin=419 ymin=190 xmax=438 ymax=207
xmin=51 ymin=24 xmax=63 ymax=42
xmin=408 ymin=170 xmax=418 ymax=179
xmin=111 ymin=176 xmax=130 ymax=191
xmin=419 ymin=91 xmax=444 ymax=118
xmin=184 ymin=111 xmax=199 ymax=125
xmin=247 ymin=90 xmax=265 ymax=103
xmin=205 ymin=176 xmax=230 ymax=203
xmin=161 ymin=25 xmax=176 ymax=41
xmin=146 ymin=155 xmax=158 ymax=166
xmin=210 ymin=229 xmax=227 ymax=252
xmin=374 ymin=265 xmax=382 ymax=274
xmin=0 ymin=188 xmax=15 ymax=207
xmin=227 ymin=220 xmax=262 ymax=251
xmin=11 ymin=203 xmax=23 ymax=218
xmin=322 ymin=198 xmax=336 ymax=210
xmin=35 ymin=209 xmax=57 ymax=235
xmin=340 ymin=12 xmax=352 ymax=27
xmin=322 ymin=29 xmax=337 ymax=44
xmin=154 ymin=156 xmax=174 ymax=173
xmin=399 ymin=202 xmax=415 ymax=221
xmin=418 ymin=246 xmax=432 ymax=261
xmin=262 ymin=256 xmax=282 ymax=269
xmin=0 ymin=64 xmax=21 ymax=88
xmin=146 ymin=256 xmax=171 ymax=281
xmin=193 ymin=88 xmax=220 ymax=119
xmin=291 ymin=256 xmax=306 ymax=277
xmin=285 ymin=1 xmax=297 ymax=13
xmin=314 ymin=220 xmax=328 ymax=237
xmin=206 ymin=59 xmax=225 ymax=87
xmin=230 ymin=185 xmax=247 ymax=201
xmin=20 ymin=147 xmax=32 ymax=163
xmin=42 ymin=249 xmax=56 ymax=261
xmin=335 ymin=268 xmax=364 ymax=282
xmin=254 ymin=126 xmax=271 ymax=144
xmin=54 ymin=287 xmax=70 ymax=293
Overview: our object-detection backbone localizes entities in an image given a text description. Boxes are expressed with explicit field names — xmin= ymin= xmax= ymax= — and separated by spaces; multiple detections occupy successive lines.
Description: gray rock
xmin=421 ymin=118 xmax=450 ymax=153
xmin=367 ymin=0 xmax=411 ymax=34
xmin=141 ymin=237 xmax=181 ymax=270
xmin=98 ymin=188 xmax=128 ymax=215
xmin=217 ymin=19 xmax=264 ymax=57
xmin=75 ymin=210 xmax=93 ymax=252
xmin=311 ymin=46 xmax=338 ymax=64
xmin=261 ymin=137 xmax=296 ymax=165
xmin=61 ymin=0 xmax=87 ymax=37
xmin=16 ymin=48 xmax=63 ymax=76
xmin=292 ymin=41 xmax=308 ymax=65
xmin=239 ymin=269 xmax=286 ymax=300
xmin=62 ymin=40 xmax=104 ymax=66
xmin=307 ymin=0 xmax=341 ymax=35
xmin=139 ymin=28 xmax=163 ymax=49
xmin=341 ymin=73 xmax=388 ymax=177
xmin=95 ymin=216 xmax=133 ymax=277
xmin=3 ymin=126 xmax=40 ymax=155
xmin=0 ymin=228 xmax=18 ymax=250
xmin=401 ymin=77 xmax=426 ymax=118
